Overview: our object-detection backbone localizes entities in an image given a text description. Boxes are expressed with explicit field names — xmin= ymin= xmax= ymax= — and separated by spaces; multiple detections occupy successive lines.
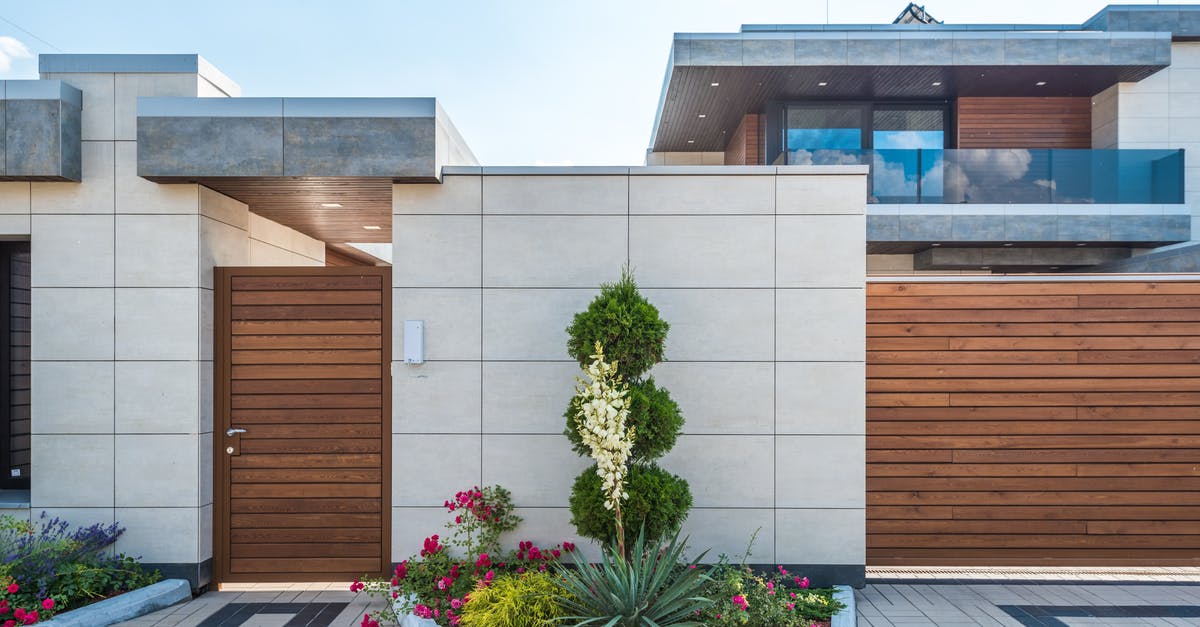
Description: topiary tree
xmin=565 ymin=269 xmax=691 ymax=547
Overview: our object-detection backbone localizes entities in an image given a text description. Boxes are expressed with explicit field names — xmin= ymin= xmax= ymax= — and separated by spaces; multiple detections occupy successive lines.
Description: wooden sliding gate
xmin=867 ymin=279 xmax=1200 ymax=566
xmin=214 ymin=267 xmax=391 ymax=582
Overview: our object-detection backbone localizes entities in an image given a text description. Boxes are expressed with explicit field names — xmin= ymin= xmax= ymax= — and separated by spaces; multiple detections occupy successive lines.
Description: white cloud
xmin=0 ymin=37 xmax=32 ymax=73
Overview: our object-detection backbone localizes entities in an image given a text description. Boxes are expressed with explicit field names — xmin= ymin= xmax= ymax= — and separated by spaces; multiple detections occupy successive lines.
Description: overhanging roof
xmin=651 ymin=29 xmax=1170 ymax=152
xmin=136 ymin=96 xmax=477 ymax=243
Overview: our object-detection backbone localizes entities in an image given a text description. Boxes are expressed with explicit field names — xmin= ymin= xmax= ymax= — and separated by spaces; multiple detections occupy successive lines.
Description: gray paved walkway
xmin=112 ymin=577 xmax=1200 ymax=626
xmin=858 ymin=582 xmax=1200 ymax=627
xmin=115 ymin=584 xmax=384 ymax=627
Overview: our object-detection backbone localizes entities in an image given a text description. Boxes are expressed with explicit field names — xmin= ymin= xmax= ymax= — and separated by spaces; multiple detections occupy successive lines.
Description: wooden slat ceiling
xmin=655 ymin=64 xmax=1164 ymax=152
xmin=196 ymin=177 xmax=392 ymax=244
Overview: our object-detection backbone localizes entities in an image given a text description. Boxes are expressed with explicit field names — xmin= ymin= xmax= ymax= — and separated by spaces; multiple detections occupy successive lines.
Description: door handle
xmin=226 ymin=428 xmax=247 ymax=437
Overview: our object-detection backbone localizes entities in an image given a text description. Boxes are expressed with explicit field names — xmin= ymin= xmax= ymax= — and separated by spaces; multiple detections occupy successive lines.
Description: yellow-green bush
xmin=458 ymin=571 xmax=567 ymax=627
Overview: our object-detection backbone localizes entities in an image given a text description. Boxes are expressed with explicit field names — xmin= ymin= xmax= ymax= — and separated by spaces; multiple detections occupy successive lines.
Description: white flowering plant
xmin=571 ymin=340 xmax=636 ymax=555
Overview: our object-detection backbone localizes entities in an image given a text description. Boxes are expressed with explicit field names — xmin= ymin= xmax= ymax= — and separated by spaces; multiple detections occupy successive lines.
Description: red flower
xmin=20 ymin=611 xmax=34 ymax=626
xmin=360 ymin=613 xmax=379 ymax=627
xmin=6 ymin=584 xmax=16 ymax=594
xmin=3 ymin=619 xmax=13 ymax=627
xmin=349 ymin=580 xmax=365 ymax=593
xmin=41 ymin=598 xmax=53 ymax=610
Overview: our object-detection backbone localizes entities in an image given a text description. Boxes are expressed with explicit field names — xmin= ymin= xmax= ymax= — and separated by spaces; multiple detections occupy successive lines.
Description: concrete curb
xmin=832 ymin=585 xmax=857 ymax=627
xmin=38 ymin=579 xmax=191 ymax=627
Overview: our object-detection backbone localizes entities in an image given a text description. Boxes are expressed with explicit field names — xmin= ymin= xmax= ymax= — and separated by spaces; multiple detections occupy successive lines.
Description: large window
xmin=780 ymin=102 xmax=948 ymax=202
xmin=872 ymin=107 xmax=946 ymax=202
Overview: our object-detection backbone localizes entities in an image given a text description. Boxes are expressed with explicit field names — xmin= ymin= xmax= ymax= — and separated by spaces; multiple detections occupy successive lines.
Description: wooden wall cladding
xmin=724 ymin=113 xmax=763 ymax=165
xmin=866 ymin=280 xmax=1200 ymax=566
xmin=215 ymin=267 xmax=391 ymax=582
xmin=956 ymin=98 xmax=1092 ymax=149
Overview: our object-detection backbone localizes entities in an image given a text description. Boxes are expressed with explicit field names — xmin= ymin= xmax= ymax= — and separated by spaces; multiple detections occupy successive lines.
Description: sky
xmin=0 ymin=0 xmax=1174 ymax=165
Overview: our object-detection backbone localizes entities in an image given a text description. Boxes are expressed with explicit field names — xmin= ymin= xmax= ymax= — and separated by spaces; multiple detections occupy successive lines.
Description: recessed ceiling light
xmin=710 ymin=82 xmax=720 ymax=87
xmin=1003 ymin=242 xmax=1014 ymax=247
xmin=687 ymin=139 xmax=695 ymax=144
xmin=818 ymin=81 xmax=828 ymax=86
xmin=698 ymin=114 xmax=707 ymax=118
xmin=931 ymin=81 xmax=942 ymax=86
xmin=930 ymin=243 xmax=941 ymax=247
xmin=1036 ymin=81 xmax=1047 ymax=86
xmin=1076 ymin=242 xmax=1087 ymax=247
xmin=320 ymin=203 xmax=343 ymax=208
xmin=362 ymin=225 xmax=382 ymax=230
xmin=1050 ymin=266 xmax=1060 ymax=270
xmin=981 ymin=266 xmax=991 ymax=270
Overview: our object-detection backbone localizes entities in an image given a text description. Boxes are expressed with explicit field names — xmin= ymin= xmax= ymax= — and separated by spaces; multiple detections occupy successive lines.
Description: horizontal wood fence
xmin=866 ymin=279 xmax=1200 ymax=566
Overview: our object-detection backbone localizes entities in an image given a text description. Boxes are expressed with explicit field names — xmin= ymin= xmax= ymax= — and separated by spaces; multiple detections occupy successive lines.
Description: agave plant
xmin=552 ymin=528 xmax=711 ymax=627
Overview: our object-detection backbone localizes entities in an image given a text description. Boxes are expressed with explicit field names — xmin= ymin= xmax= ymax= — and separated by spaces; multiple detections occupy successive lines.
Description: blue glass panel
xmin=786 ymin=148 xmax=1185 ymax=204
xmin=786 ymin=128 xmax=861 ymax=151
xmin=873 ymin=130 xmax=943 ymax=150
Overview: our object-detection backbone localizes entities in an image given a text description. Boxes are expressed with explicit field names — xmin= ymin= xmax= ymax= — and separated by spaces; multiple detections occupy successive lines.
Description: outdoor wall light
xmin=404 ymin=320 xmax=424 ymax=364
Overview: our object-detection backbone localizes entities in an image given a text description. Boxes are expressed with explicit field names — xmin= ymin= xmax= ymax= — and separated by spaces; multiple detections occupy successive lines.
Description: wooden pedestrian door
xmin=214 ymin=267 xmax=391 ymax=583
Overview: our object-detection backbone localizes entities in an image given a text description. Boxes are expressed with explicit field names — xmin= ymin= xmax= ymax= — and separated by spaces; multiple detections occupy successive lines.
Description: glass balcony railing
xmin=784 ymin=148 xmax=1185 ymax=204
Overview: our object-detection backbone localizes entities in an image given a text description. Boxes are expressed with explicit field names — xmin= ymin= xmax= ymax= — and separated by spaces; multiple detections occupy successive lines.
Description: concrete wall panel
xmin=391 ymin=168 xmax=866 ymax=576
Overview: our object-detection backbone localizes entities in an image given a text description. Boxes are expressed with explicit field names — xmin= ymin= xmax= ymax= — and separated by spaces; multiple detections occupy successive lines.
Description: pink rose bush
xmin=697 ymin=561 xmax=844 ymax=626
xmin=350 ymin=485 xmax=576 ymax=626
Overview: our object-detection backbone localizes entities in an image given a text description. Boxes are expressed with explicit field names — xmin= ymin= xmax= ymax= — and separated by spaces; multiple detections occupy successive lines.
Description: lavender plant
xmin=0 ymin=513 xmax=159 ymax=616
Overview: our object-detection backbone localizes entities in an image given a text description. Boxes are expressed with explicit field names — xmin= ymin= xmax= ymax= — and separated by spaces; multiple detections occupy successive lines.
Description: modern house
xmin=0 ymin=3 xmax=1195 ymax=593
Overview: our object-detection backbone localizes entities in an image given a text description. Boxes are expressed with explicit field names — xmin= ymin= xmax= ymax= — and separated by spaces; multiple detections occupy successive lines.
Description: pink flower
xmin=6 ymin=584 xmax=17 ymax=594
xmin=414 ymin=604 xmax=432 ymax=619
xmin=800 ymin=576 xmax=810 ymax=589
xmin=436 ymin=576 xmax=452 ymax=590
xmin=767 ymin=581 xmax=775 ymax=595
xmin=732 ymin=595 xmax=749 ymax=611
xmin=787 ymin=602 xmax=795 ymax=611
xmin=360 ymin=614 xmax=379 ymax=627
xmin=349 ymin=580 xmax=365 ymax=593
xmin=778 ymin=565 xmax=789 ymax=576
xmin=41 ymin=598 xmax=53 ymax=610
xmin=451 ymin=598 xmax=463 ymax=609
xmin=20 ymin=612 xmax=34 ymax=626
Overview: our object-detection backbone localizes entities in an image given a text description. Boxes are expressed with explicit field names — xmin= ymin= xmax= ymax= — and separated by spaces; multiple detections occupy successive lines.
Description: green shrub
xmin=553 ymin=527 xmax=710 ymax=626
xmin=564 ymin=377 xmax=683 ymax=461
xmin=458 ymin=571 xmax=568 ymax=627
xmin=565 ymin=270 xmax=668 ymax=381
xmin=569 ymin=463 xmax=692 ymax=544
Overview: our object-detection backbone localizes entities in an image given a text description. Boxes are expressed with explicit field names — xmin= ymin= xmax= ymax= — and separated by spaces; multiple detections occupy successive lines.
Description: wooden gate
xmin=867 ymin=279 xmax=1200 ymax=566
xmin=214 ymin=267 xmax=391 ymax=582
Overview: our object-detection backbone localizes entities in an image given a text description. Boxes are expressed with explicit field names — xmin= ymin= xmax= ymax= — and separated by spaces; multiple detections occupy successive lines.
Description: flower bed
xmin=0 ymin=514 xmax=161 ymax=625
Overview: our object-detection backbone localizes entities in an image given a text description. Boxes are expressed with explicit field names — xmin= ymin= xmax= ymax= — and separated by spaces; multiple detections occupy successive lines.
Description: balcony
xmin=785 ymin=148 xmax=1184 ymax=204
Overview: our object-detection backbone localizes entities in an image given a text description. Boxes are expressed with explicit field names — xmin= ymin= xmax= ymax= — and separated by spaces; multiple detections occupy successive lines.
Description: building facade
xmin=0 ymin=3 xmax=1195 ymax=591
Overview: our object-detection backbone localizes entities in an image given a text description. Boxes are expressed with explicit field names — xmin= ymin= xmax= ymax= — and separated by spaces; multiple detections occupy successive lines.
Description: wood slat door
xmin=866 ymin=280 xmax=1200 ymax=566
xmin=214 ymin=267 xmax=391 ymax=582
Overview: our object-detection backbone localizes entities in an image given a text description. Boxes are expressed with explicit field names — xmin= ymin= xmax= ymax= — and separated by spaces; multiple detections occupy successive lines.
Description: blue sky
xmin=0 ymin=0 xmax=1170 ymax=165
